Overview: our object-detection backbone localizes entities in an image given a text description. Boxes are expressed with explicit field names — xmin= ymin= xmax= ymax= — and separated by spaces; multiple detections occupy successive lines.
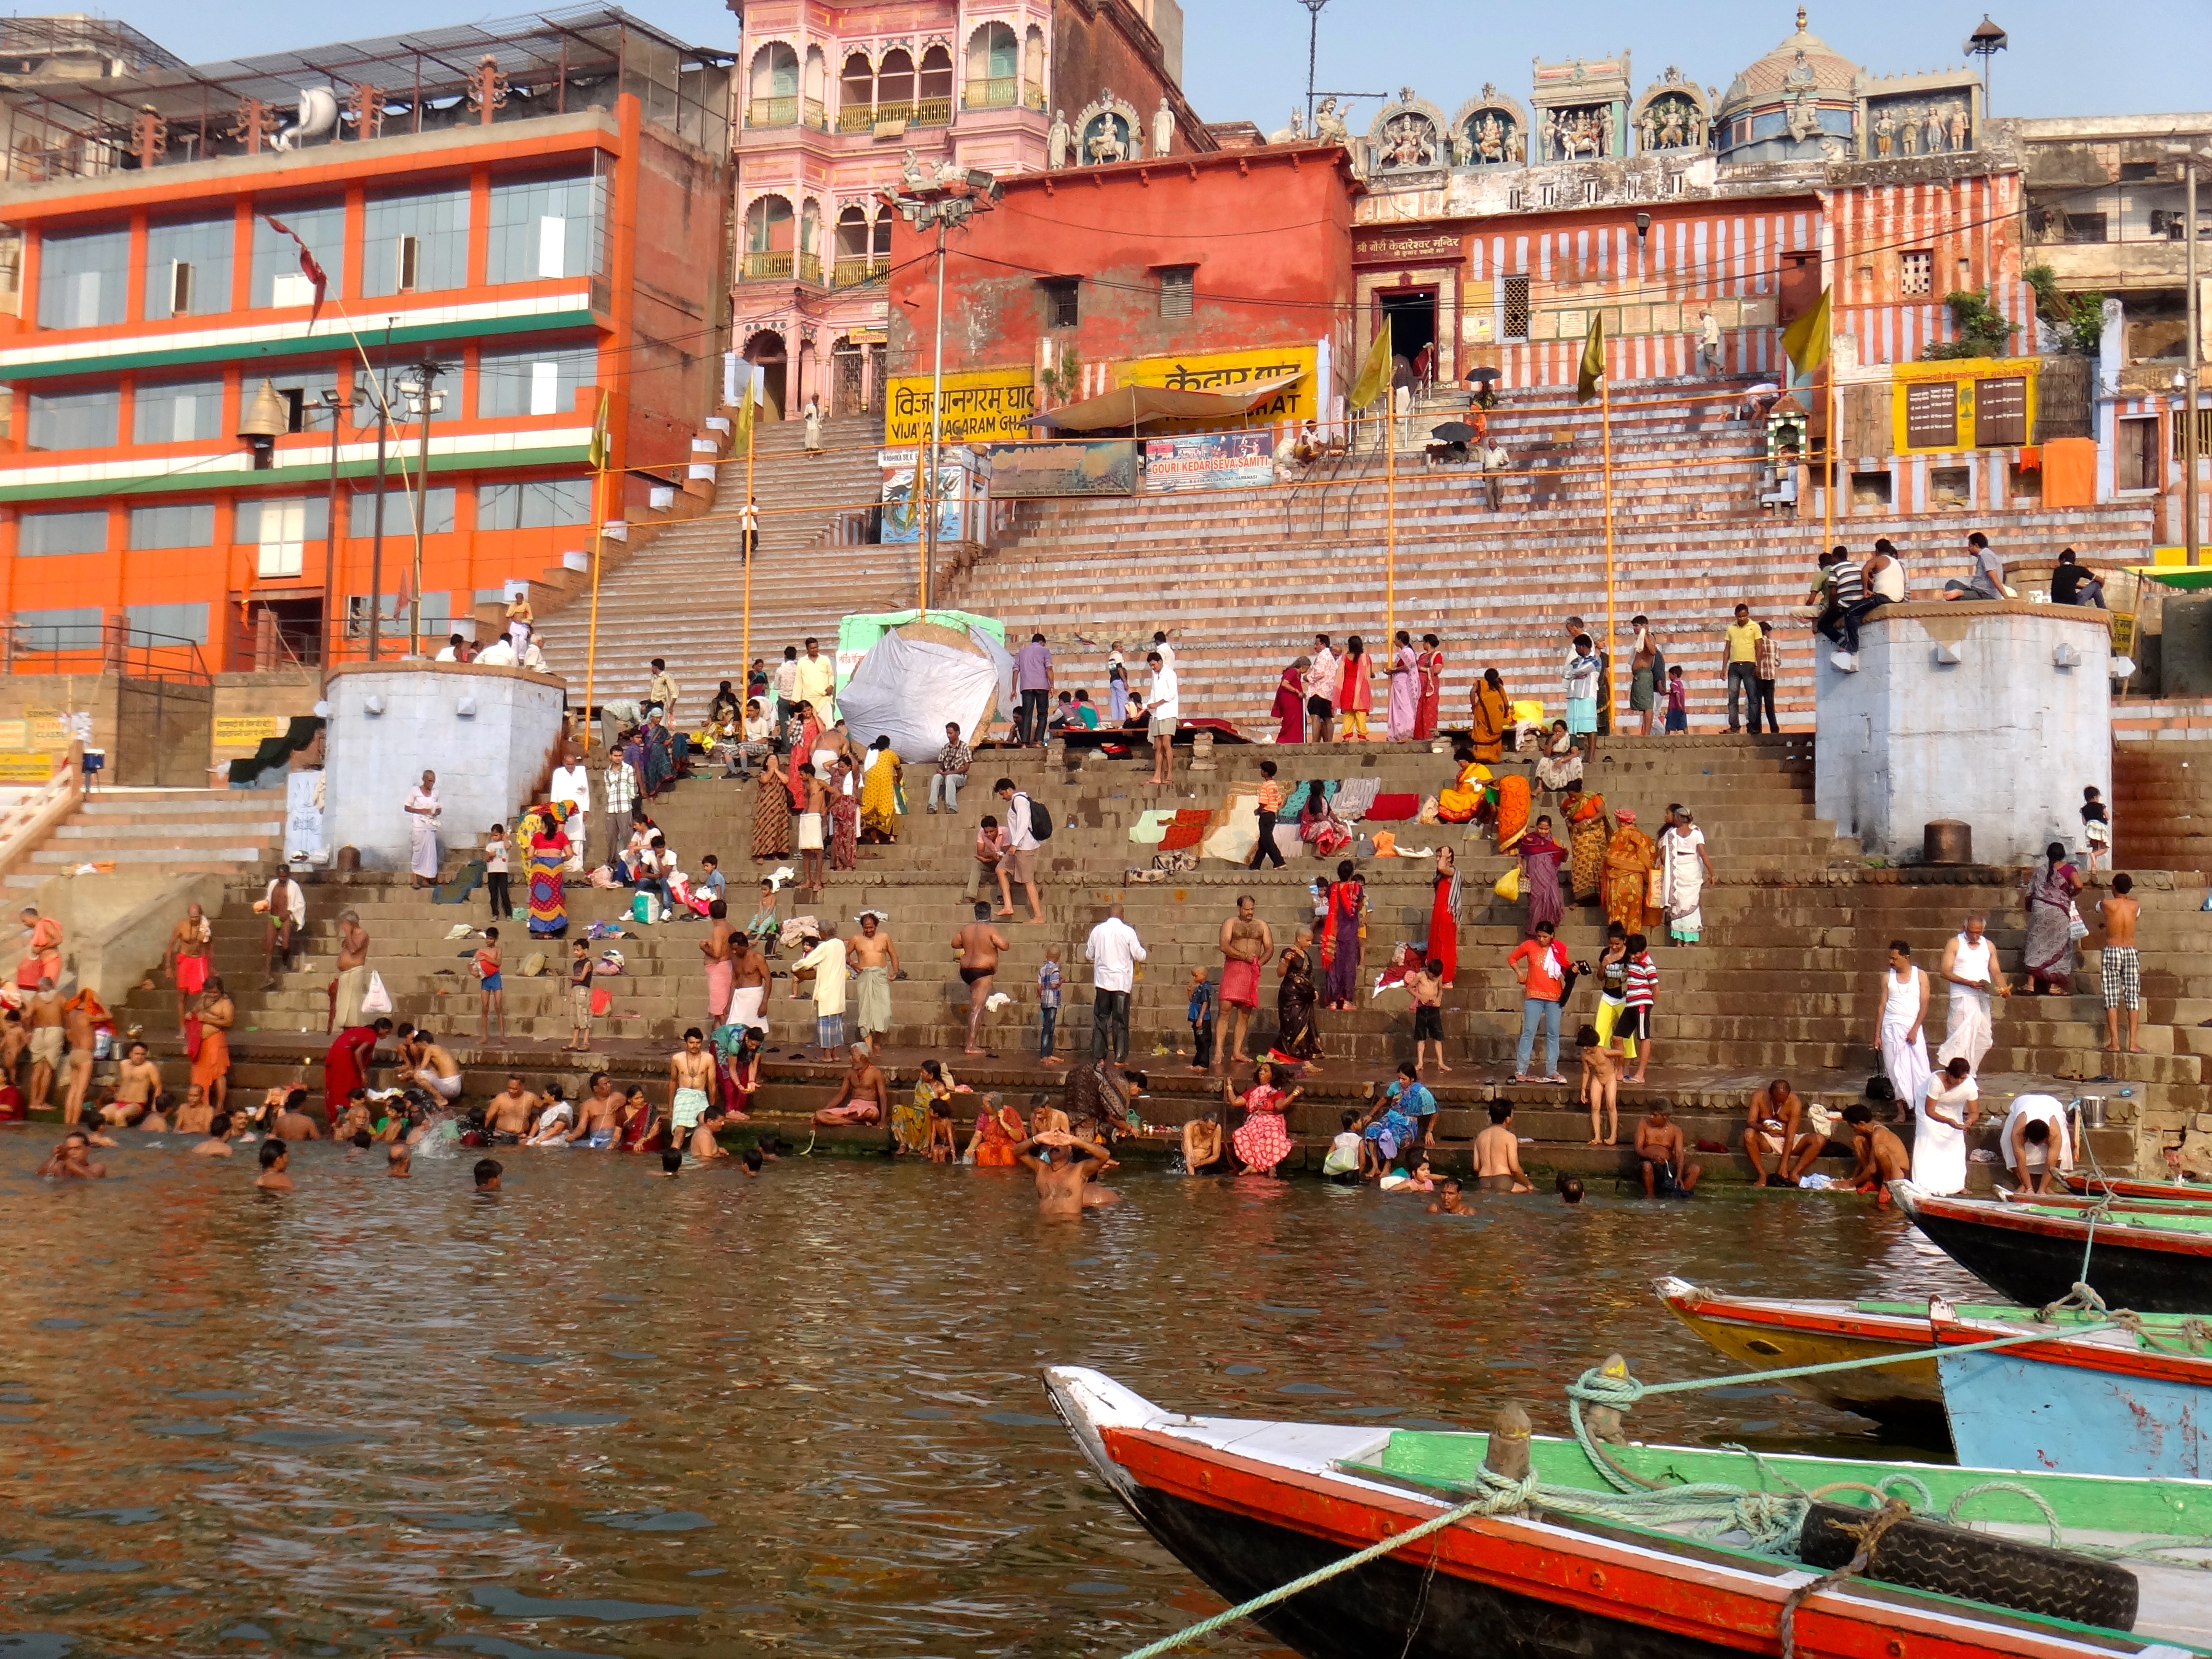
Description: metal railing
xmin=803 ymin=97 xmax=826 ymax=131
xmin=964 ymin=77 xmax=1017 ymax=109
xmin=741 ymin=250 xmax=794 ymax=281
xmin=832 ymin=255 xmax=889 ymax=289
xmin=837 ymin=101 xmax=878 ymax=132
xmin=746 ymin=95 xmax=798 ymax=128
xmin=796 ymin=252 xmax=822 ymax=285
xmin=914 ymin=96 xmax=951 ymax=127
xmin=1 ymin=622 xmax=212 ymax=684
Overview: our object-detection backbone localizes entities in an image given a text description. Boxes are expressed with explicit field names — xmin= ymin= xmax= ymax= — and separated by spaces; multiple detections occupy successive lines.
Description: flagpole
xmin=582 ymin=393 xmax=608 ymax=759
xmin=1385 ymin=383 xmax=1396 ymax=646
xmin=742 ymin=374 xmax=756 ymax=680
xmin=1601 ymin=367 xmax=1616 ymax=726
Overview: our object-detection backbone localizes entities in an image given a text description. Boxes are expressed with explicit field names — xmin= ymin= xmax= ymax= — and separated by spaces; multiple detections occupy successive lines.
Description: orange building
xmin=0 ymin=8 xmax=733 ymax=672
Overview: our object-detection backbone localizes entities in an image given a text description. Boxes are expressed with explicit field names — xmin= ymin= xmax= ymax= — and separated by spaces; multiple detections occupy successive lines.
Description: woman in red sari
xmin=966 ymin=1094 xmax=1026 ymax=1166
xmin=1226 ymin=1061 xmax=1302 ymax=1175
xmin=617 ymin=1086 xmax=665 ymax=1152
xmin=785 ymin=706 xmax=821 ymax=812
xmin=1414 ymin=635 xmax=1443 ymax=740
xmin=1427 ymin=844 xmax=1461 ymax=986
xmin=1271 ymin=657 xmax=1309 ymax=745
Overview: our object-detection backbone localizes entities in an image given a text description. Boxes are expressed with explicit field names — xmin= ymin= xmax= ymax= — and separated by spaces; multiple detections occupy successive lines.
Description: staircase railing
xmin=0 ymin=741 xmax=83 ymax=891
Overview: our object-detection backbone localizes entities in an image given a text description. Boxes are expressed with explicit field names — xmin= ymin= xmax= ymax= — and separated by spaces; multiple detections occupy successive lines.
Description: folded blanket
xmin=1202 ymin=792 xmax=1261 ymax=864
xmin=1365 ymin=792 xmax=1419 ymax=822
xmin=1129 ymin=808 xmax=1177 ymax=845
xmin=1159 ymin=813 xmax=1212 ymax=852
xmin=1334 ymin=777 xmax=1382 ymax=821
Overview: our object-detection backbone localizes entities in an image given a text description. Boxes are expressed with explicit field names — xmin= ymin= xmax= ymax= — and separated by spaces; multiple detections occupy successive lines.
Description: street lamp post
xmin=2167 ymin=145 xmax=2208 ymax=564
xmin=1297 ymin=0 xmax=1327 ymax=138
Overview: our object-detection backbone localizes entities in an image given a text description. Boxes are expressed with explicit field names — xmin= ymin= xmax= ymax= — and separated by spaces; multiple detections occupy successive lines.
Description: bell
xmin=238 ymin=378 xmax=289 ymax=469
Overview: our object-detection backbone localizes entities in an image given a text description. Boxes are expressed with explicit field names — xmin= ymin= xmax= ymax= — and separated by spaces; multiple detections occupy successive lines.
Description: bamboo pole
xmin=581 ymin=458 xmax=606 ymax=757
xmin=741 ymin=388 xmax=756 ymax=679
xmin=1384 ymin=397 xmax=1396 ymax=644
xmin=1601 ymin=368 xmax=1616 ymax=724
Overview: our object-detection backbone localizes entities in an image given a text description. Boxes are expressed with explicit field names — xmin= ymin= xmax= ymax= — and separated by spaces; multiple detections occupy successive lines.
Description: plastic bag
xmin=361 ymin=970 xmax=392 ymax=1015
xmin=1492 ymin=867 xmax=1520 ymax=902
xmin=632 ymin=892 xmax=660 ymax=925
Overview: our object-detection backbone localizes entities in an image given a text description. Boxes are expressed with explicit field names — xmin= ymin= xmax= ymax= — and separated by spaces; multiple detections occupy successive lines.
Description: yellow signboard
xmin=1890 ymin=355 xmax=2040 ymax=454
xmin=885 ymin=366 xmax=1035 ymax=446
xmin=27 ymin=717 xmax=66 ymax=749
xmin=213 ymin=715 xmax=283 ymax=750
xmin=0 ymin=751 xmax=54 ymax=781
xmin=1116 ymin=343 xmax=1320 ymax=426
xmin=0 ymin=721 xmax=26 ymax=751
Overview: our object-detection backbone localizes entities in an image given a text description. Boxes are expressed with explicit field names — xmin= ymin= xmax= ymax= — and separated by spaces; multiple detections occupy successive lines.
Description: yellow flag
xmin=1781 ymin=286 xmax=1832 ymax=377
xmin=1575 ymin=312 xmax=1606 ymax=403
xmin=587 ymin=389 xmax=611 ymax=470
xmin=1349 ymin=316 xmax=1393 ymax=410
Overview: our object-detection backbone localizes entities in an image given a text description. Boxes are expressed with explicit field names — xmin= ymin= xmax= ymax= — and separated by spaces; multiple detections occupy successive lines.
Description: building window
xmin=18 ymin=508 xmax=108 ymax=556
xmin=252 ymin=203 xmax=345 ymax=307
xmin=13 ymin=607 xmax=100 ymax=649
xmin=25 ymin=385 xmax=118 ymax=451
xmin=2119 ymin=160 xmax=2157 ymax=182
xmin=488 ymin=170 xmax=607 ymax=284
xmin=1582 ymin=179 xmax=1602 ymax=204
xmin=478 ymin=477 xmax=594 ymax=529
xmin=1506 ymin=188 xmax=1525 ymax=211
xmin=1899 ymin=249 xmax=1933 ymax=297
xmin=144 ymin=216 xmax=233 ymax=320
xmin=1157 ymin=265 xmax=1194 ymax=319
xmin=1538 ymin=182 xmax=1559 ymax=208
xmin=362 ymin=187 xmax=469 ymax=298
xmin=1503 ymin=274 xmax=1531 ymax=340
xmin=965 ymin=21 xmax=1018 ymax=108
xmin=133 ymin=377 xmax=224 ymax=445
xmin=1042 ymin=277 xmax=1079 ymax=328
xmin=127 ymin=501 xmax=214 ymax=550
xmin=477 ymin=345 xmax=597 ymax=419
xmin=2062 ymin=212 xmax=2109 ymax=244
xmin=348 ymin=485 xmax=455 ymax=537
xmin=36 ymin=225 xmax=127 ymax=329
xmin=126 ymin=601 xmax=210 ymax=644
xmin=236 ymin=496 xmax=327 ymax=577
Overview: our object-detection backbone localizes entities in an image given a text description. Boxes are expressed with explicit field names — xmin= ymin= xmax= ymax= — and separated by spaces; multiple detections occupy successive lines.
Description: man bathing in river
xmin=668 ymin=1029 xmax=717 ymax=1142
xmin=813 ymin=1043 xmax=889 ymax=1130
xmin=1843 ymin=1102 xmax=1910 ymax=1204
xmin=483 ymin=1075 xmax=539 ymax=1143
xmin=255 ymin=1139 xmax=292 ymax=1190
xmin=1473 ymin=1101 xmax=1534 ymax=1192
xmin=1214 ymin=896 xmax=1273 ymax=1075
xmin=1016 ymin=1129 xmax=1116 ymax=1214
xmin=951 ymin=902 xmax=1011 ymax=1056
xmin=1635 ymin=1100 xmax=1702 ymax=1198
xmin=565 ymin=1072 xmax=623 ymax=1148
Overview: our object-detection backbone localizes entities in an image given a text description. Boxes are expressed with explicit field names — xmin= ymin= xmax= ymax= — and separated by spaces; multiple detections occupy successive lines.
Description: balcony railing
xmin=741 ymin=251 xmax=794 ymax=281
xmin=838 ymin=102 xmax=876 ymax=132
xmin=796 ymin=252 xmax=822 ymax=285
xmin=746 ymin=95 xmax=798 ymax=129
xmin=1024 ymin=84 xmax=1046 ymax=111
xmin=803 ymin=97 xmax=826 ymax=131
xmin=964 ymin=76 xmax=1017 ymax=110
xmin=833 ymin=256 xmax=890 ymax=289
xmin=914 ymin=96 xmax=951 ymax=127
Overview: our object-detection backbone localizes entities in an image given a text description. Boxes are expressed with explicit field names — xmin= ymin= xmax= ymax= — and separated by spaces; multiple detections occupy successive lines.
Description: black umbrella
xmin=1431 ymin=421 xmax=1476 ymax=442
xmin=1467 ymin=366 xmax=1502 ymax=384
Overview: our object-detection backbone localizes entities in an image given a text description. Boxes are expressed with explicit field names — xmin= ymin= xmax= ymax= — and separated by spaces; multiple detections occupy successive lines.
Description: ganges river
xmin=0 ymin=1132 xmax=1985 ymax=1659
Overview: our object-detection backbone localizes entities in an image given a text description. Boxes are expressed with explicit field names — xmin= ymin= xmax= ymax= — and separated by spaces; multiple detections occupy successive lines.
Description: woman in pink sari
xmin=1226 ymin=1060 xmax=1302 ymax=1175
xmin=1337 ymin=635 xmax=1375 ymax=740
xmin=1385 ymin=630 xmax=1421 ymax=741
xmin=1271 ymin=657 xmax=1309 ymax=744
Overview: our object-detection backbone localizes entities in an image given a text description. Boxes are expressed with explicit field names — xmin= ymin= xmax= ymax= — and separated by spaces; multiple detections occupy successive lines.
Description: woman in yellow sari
xmin=1562 ymin=789 xmax=1610 ymax=905
xmin=1436 ymin=740 xmax=1490 ymax=824
xmin=1601 ymin=807 xmax=1659 ymax=931
xmin=1470 ymin=668 xmax=1510 ymax=764
xmin=859 ymin=736 xmax=902 ymax=842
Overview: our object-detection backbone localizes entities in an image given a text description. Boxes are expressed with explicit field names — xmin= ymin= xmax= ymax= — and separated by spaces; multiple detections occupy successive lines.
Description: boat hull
xmin=1657 ymin=1278 xmax=1945 ymax=1425
xmin=1940 ymin=1338 xmax=2212 ymax=1480
xmin=1894 ymin=1182 xmax=2212 ymax=1313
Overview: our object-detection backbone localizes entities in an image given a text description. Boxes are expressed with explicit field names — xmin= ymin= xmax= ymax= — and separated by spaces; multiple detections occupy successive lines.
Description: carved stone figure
xmin=1599 ymin=104 xmax=1616 ymax=154
xmin=1947 ymin=102 xmax=1970 ymax=152
xmin=1380 ymin=111 xmax=1436 ymax=169
xmin=1637 ymin=109 xmax=1657 ymax=153
xmin=1476 ymin=111 xmax=1505 ymax=162
xmin=1266 ymin=105 xmax=1304 ymax=145
xmin=1785 ymin=95 xmax=1819 ymax=144
xmin=1086 ymin=115 xmax=1127 ymax=163
xmin=1873 ymin=107 xmax=1894 ymax=157
xmin=1453 ymin=128 xmax=1473 ymax=166
xmin=1506 ymin=125 xmax=1525 ymax=162
xmin=1922 ymin=105 xmax=1944 ymax=155
xmin=1820 ymin=136 xmax=1848 ymax=163
xmin=1314 ymin=95 xmax=1350 ymax=145
xmin=1154 ymin=97 xmax=1173 ymax=157
xmin=1659 ymin=100 xmax=1685 ymax=148
xmin=900 ymin=147 xmax=929 ymax=188
xmin=1047 ymin=110 xmax=1070 ymax=169
xmin=1899 ymin=107 xmax=1919 ymax=156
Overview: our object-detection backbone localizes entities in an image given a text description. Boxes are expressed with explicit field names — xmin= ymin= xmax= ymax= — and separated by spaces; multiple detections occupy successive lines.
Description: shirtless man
xmin=174 ymin=1084 xmax=214 ymax=1135
xmin=1406 ymin=958 xmax=1450 ymax=1075
xmin=16 ymin=904 xmax=60 ymax=991
xmin=728 ymin=934 xmax=770 ymax=1034
xmin=388 ymin=1143 xmax=413 ymax=1178
xmin=1473 ymin=1100 xmax=1534 ymax=1192
xmin=1745 ymin=1077 xmax=1824 ymax=1187
xmin=1029 ymin=1095 xmax=1071 ymax=1138
xmin=1214 ymin=896 xmax=1274 ymax=1075
xmin=1016 ymin=1129 xmax=1117 ymax=1214
xmin=2100 ymin=873 xmax=2142 ymax=1055
xmin=1842 ymin=1102 xmax=1910 ymax=1204
xmin=688 ymin=1104 xmax=733 ymax=1160
xmin=333 ymin=909 xmax=372 ymax=1034
xmin=166 ymin=902 xmax=214 ymax=1038
xmin=799 ymin=763 xmax=829 ymax=894
xmin=845 ymin=914 xmax=902 ymax=1046
xmin=37 ymin=1128 xmax=105 ymax=1179
xmin=702 ymin=901 xmax=736 ymax=1027
xmin=20 ymin=976 xmax=66 ymax=1111
xmin=566 ymin=1071 xmax=624 ymax=1148
xmin=483 ymin=1075 xmax=539 ymax=1143
xmin=950 ymin=902 xmax=1012 ymax=1057
xmin=1425 ymin=1177 xmax=1475 ymax=1214
xmin=1182 ymin=1111 xmax=1226 ymax=1174
xmin=192 ymin=1112 xmax=236 ymax=1157
xmin=398 ymin=1031 xmax=464 ymax=1108
xmin=60 ymin=992 xmax=96 ymax=1125
xmin=668 ymin=1029 xmax=717 ymax=1143
xmin=1 ymin=1009 xmax=27 ymax=1086
xmin=255 ymin=1138 xmax=293 ymax=1190
xmin=812 ymin=1043 xmax=889 ymax=1129
xmin=273 ymin=1089 xmax=324 ymax=1140
xmin=107 ymin=1038 xmax=161 ymax=1126
xmin=1635 ymin=1100 xmax=1703 ymax=1198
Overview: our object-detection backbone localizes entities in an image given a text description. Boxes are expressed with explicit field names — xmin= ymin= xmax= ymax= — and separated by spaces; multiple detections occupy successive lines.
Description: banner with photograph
xmin=1142 ymin=432 xmax=1275 ymax=493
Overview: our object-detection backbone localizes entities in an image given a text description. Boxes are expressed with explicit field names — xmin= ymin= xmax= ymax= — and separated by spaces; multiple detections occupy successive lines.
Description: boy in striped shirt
xmin=1623 ymin=934 xmax=1658 ymax=1084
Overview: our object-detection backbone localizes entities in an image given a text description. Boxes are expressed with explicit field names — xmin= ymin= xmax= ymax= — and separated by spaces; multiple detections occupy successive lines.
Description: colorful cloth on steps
xmin=1364 ymin=793 xmax=1419 ymax=822
xmin=1129 ymin=809 xmax=1178 ymax=844
xmin=1158 ymin=809 xmax=1212 ymax=852
xmin=1332 ymin=778 xmax=1382 ymax=821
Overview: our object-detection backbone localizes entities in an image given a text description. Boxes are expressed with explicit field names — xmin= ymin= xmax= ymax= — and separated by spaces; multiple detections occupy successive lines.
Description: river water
xmin=0 ymin=1133 xmax=1984 ymax=1659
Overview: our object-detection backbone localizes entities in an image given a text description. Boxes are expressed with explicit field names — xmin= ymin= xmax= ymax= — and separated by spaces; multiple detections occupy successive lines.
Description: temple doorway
xmin=743 ymin=329 xmax=788 ymax=420
xmin=1379 ymin=287 xmax=1438 ymax=388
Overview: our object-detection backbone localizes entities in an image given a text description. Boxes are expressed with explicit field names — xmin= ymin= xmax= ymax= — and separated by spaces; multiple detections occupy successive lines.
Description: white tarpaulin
xmin=836 ymin=628 xmax=1010 ymax=760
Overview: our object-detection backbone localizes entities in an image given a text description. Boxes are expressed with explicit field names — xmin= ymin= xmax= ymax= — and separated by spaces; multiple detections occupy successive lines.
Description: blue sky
xmin=114 ymin=0 xmax=2212 ymax=126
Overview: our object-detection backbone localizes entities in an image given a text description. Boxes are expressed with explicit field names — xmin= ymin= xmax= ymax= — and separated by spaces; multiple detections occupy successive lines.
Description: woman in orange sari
xmin=1470 ymin=668 xmax=1510 ymax=763
xmin=966 ymin=1094 xmax=1026 ymax=1166
xmin=1562 ymin=789 xmax=1610 ymax=905
xmin=1601 ymin=808 xmax=1659 ymax=932
xmin=1493 ymin=772 xmax=1532 ymax=854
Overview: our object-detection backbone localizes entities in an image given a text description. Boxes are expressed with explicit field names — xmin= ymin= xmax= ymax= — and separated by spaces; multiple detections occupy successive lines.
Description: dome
xmin=1717 ymin=6 xmax=1862 ymax=120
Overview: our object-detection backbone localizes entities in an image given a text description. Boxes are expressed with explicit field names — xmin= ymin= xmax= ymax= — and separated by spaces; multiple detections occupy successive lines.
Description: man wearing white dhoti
xmin=1873 ymin=939 xmax=1931 ymax=1112
xmin=1998 ymin=1092 xmax=2073 ymax=1194
xmin=404 ymin=770 xmax=442 ymax=888
xmin=1935 ymin=914 xmax=2006 ymax=1073
xmin=1912 ymin=1056 xmax=1979 ymax=1197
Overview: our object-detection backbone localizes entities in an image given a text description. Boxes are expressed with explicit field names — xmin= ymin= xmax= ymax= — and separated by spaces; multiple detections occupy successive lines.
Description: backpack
xmin=1022 ymin=793 xmax=1054 ymax=842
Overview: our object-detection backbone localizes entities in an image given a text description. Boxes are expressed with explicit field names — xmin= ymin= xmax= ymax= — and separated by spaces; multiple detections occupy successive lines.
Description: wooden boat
xmin=1893 ymin=1179 xmax=2212 ymax=1313
xmin=1652 ymin=1275 xmax=2194 ymax=1427
xmin=1929 ymin=1296 xmax=2212 ymax=1479
xmin=2000 ymin=1189 xmax=2212 ymax=1217
xmin=2062 ymin=1171 xmax=2212 ymax=1203
xmin=1047 ymin=1364 xmax=2212 ymax=1659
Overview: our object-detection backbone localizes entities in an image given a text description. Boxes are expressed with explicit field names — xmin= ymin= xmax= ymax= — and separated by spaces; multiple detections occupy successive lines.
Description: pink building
xmin=732 ymin=0 xmax=1206 ymax=420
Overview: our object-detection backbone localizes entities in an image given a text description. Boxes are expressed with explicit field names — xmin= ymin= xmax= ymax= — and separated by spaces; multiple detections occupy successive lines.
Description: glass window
xmin=362 ymin=187 xmax=470 ymax=298
xmin=36 ymin=226 xmax=127 ymax=329
xmin=18 ymin=508 xmax=108 ymax=556
xmin=478 ymin=477 xmax=593 ymax=529
xmin=13 ymin=607 xmax=100 ymax=649
xmin=476 ymin=345 xmax=596 ymax=418
xmin=251 ymin=203 xmax=346 ymax=308
xmin=487 ymin=171 xmax=607 ymax=283
xmin=25 ymin=385 xmax=119 ymax=451
xmin=349 ymin=485 xmax=455 ymax=537
xmin=234 ymin=496 xmax=330 ymax=544
xmin=145 ymin=217 xmax=235 ymax=320
xmin=133 ymin=377 xmax=225 ymax=445
xmin=127 ymin=601 xmax=210 ymax=643
xmin=128 ymin=502 xmax=214 ymax=549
